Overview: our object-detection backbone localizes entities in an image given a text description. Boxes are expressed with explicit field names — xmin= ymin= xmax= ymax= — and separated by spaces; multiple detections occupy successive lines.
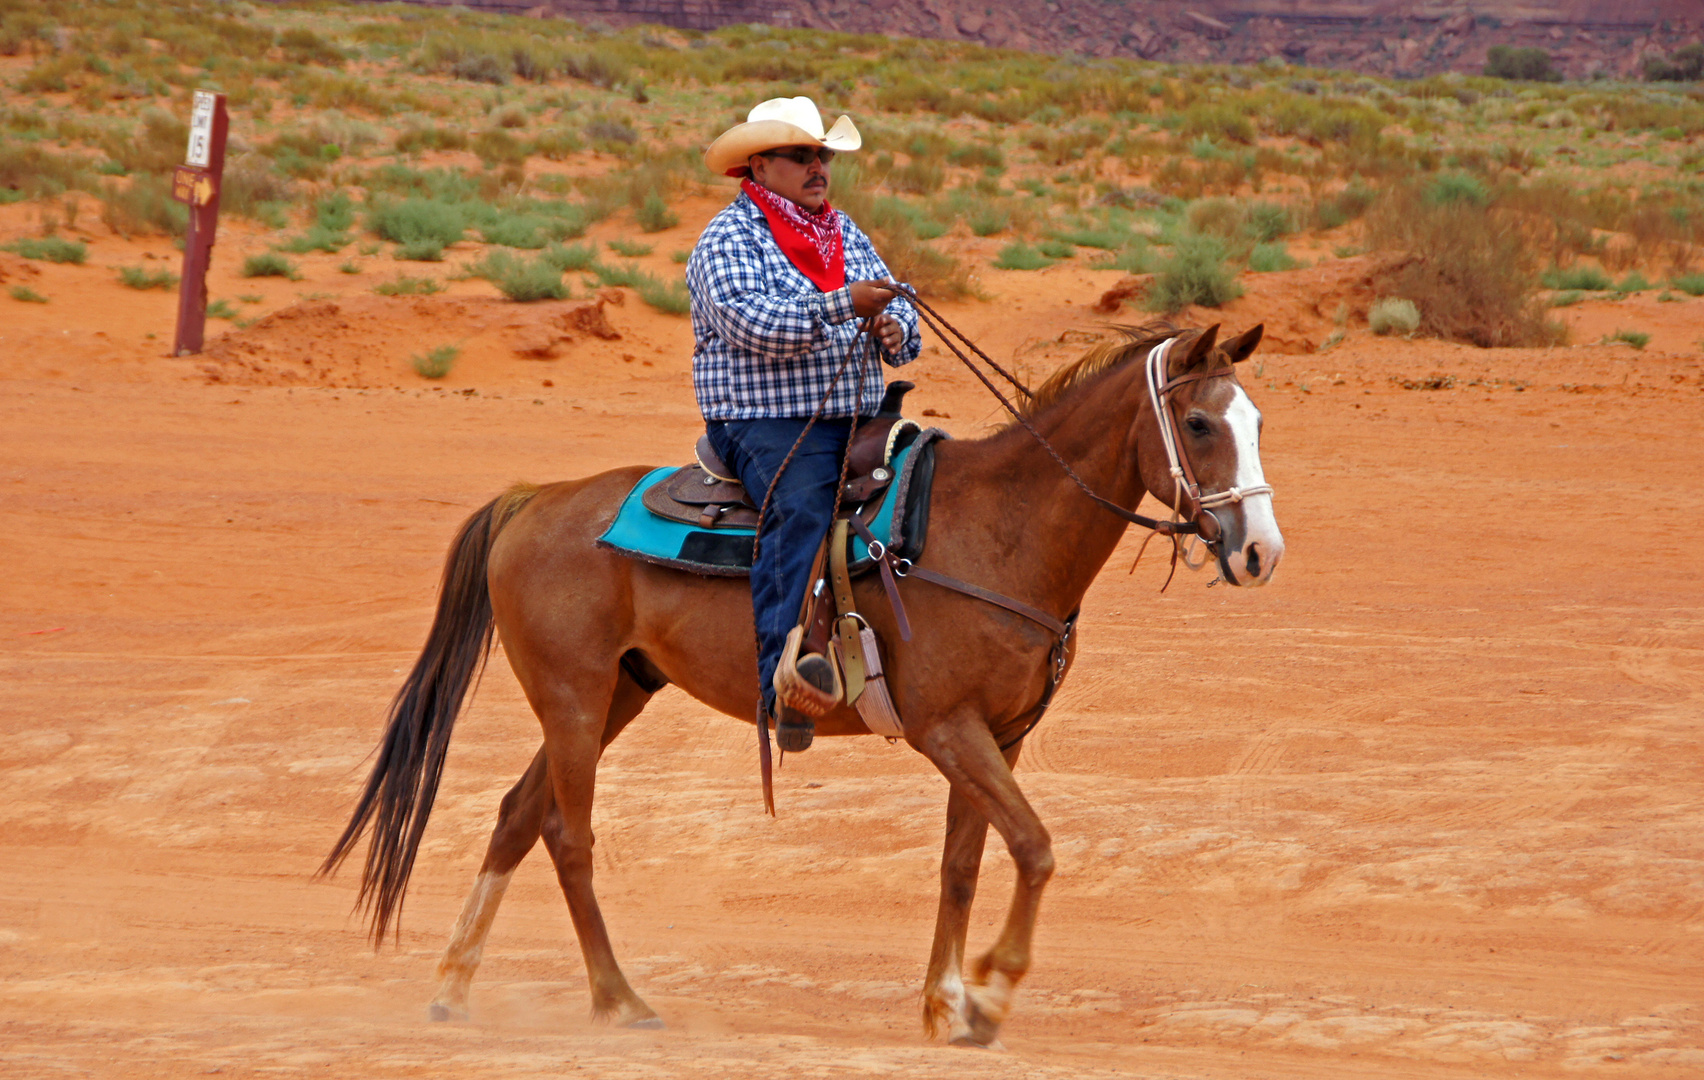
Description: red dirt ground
xmin=3 ymin=204 xmax=1703 ymax=1078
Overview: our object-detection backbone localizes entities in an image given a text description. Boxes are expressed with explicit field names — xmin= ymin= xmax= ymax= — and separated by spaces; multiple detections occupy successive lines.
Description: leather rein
xmin=848 ymin=291 xmax=1273 ymax=750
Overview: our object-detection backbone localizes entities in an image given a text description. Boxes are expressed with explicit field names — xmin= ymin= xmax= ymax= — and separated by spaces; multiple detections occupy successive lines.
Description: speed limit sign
xmin=186 ymin=90 xmax=217 ymax=168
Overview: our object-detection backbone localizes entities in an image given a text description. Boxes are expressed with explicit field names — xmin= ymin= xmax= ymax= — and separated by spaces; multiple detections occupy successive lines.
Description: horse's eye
xmin=1186 ymin=416 xmax=1211 ymax=436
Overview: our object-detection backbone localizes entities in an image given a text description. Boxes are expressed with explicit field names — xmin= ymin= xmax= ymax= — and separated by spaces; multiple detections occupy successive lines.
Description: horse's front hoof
xmin=427 ymin=1002 xmax=468 ymax=1023
xmin=624 ymin=1016 xmax=666 ymax=1030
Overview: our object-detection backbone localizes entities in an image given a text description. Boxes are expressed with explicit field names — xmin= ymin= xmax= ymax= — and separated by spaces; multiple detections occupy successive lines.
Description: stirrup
xmin=773 ymin=626 xmax=841 ymax=717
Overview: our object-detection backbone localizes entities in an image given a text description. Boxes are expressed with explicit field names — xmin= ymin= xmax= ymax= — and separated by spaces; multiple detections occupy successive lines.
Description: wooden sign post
xmin=171 ymin=90 xmax=229 ymax=356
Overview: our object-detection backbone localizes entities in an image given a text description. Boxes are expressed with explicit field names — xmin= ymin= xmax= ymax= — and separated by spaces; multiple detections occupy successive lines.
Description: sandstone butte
xmin=344 ymin=0 xmax=1704 ymax=81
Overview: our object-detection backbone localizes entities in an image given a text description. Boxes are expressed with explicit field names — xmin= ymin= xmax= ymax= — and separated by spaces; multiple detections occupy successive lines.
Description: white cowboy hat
xmin=703 ymin=96 xmax=861 ymax=177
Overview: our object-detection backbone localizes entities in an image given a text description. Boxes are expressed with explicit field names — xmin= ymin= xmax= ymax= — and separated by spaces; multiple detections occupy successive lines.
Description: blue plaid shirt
xmin=686 ymin=192 xmax=921 ymax=420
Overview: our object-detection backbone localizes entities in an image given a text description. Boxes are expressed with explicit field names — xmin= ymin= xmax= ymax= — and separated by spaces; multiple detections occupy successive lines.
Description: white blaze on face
xmin=1223 ymin=385 xmax=1284 ymax=582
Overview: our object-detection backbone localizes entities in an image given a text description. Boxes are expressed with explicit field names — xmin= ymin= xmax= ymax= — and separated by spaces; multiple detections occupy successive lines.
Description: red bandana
xmin=741 ymin=178 xmax=846 ymax=293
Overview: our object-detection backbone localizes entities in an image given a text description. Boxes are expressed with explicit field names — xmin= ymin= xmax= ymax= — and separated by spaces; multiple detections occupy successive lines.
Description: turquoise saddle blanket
xmin=597 ymin=439 xmax=927 ymax=578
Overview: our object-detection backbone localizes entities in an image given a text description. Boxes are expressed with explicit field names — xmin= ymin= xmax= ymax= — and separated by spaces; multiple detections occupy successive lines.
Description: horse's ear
xmin=1176 ymin=324 xmax=1219 ymax=373
xmin=1220 ymin=323 xmax=1264 ymax=364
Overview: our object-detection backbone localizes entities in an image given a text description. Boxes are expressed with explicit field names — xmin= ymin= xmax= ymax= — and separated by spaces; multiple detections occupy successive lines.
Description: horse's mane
xmin=1019 ymin=321 xmax=1182 ymax=419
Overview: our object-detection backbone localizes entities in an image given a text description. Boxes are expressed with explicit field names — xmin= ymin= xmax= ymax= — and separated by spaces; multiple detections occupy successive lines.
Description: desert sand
xmin=3 ymin=204 xmax=1703 ymax=1079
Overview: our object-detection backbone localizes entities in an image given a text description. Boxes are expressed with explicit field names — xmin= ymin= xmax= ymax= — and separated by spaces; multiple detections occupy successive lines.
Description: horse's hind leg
xmin=427 ymin=746 xmax=549 ymax=1021
xmin=427 ymin=669 xmax=654 ymax=1022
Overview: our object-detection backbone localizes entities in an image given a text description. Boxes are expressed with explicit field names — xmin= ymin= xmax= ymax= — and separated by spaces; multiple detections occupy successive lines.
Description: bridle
xmin=885 ymin=284 xmax=1275 ymax=574
xmin=1142 ymin=338 xmax=1275 ymax=571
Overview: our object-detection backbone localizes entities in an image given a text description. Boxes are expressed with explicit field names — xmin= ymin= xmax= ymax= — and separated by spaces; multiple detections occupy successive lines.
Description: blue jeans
xmin=706 ymin=418 xmax=854 ymax=714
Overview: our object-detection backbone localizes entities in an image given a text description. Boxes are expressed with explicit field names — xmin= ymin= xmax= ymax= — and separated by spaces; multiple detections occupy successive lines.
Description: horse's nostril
xmin=1246 ymin=543 xmax=1262 ymax=579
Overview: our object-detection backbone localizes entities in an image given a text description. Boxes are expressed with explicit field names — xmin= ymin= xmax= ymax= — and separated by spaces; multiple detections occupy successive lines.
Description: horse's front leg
xmin=916 ymin=717 xmax=1052 ymax=1047
xmin=921 ymin=742 xmax=1025 ymax=1041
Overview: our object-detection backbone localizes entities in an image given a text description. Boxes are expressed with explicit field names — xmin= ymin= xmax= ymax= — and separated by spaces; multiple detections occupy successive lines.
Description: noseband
xmin=1143 ymin=338 xmax=1275 ymax=563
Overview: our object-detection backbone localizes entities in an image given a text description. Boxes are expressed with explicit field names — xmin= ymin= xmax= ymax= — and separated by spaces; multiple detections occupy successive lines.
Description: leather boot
xmin=774 ymin=651 xmax=837 ymax=752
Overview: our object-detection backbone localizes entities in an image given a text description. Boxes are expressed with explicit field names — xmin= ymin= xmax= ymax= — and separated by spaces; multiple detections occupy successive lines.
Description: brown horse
xmin=323 ymin=321 xmax=1284 ymax=1047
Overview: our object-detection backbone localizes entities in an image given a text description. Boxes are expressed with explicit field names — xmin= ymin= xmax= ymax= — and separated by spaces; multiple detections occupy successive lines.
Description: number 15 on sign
xmin=187 ymin=90 xmax=216 ymax=168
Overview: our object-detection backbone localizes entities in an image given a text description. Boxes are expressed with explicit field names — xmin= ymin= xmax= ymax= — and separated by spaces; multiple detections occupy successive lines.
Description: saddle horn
xmin=877 ymin=381 xmax=915 ymax=418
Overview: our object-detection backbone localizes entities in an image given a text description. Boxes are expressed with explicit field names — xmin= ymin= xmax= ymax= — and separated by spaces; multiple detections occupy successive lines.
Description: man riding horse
xmin=686 ymin=97 xmax=922 ymax=754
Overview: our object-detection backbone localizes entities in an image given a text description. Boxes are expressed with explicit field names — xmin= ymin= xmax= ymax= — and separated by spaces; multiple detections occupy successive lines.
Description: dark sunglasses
xmin=760 ymin=146 xmax=836 ymax=166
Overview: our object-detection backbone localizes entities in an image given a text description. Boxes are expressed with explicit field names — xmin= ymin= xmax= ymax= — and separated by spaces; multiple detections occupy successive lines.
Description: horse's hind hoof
xmin=625 ymin=1016 xmax=666 ymax=1030
xmin=427 ymin=1002 xmax=468 ymax=1023
xmin=950 ymin=1036 xmax=1006 ymax=1051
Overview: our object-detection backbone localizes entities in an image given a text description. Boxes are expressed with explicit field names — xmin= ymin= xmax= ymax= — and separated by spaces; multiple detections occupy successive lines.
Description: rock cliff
xmin=399 ymin=0 xmax=1704 ymax=80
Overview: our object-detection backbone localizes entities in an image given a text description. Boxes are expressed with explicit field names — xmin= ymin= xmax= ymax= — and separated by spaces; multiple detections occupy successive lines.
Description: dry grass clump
xmin=1365 ymin=186 xmax=1559 ymax=348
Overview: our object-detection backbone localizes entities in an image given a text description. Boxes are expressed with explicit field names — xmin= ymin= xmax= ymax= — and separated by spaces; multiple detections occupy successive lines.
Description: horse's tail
xmin=320 ymin=482 xmax=540 ymax=944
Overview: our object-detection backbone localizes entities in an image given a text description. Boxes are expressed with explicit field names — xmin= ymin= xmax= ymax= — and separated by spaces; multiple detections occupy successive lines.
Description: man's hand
xmin=849 ymin=279 xmax=896 ymax=319
xmin=873 ymin=313 xmax=904 ymax=353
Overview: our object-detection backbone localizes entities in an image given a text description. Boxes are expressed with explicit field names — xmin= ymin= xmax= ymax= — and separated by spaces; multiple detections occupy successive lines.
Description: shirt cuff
xmin=822 ymin=285 xmax=856 ymax=325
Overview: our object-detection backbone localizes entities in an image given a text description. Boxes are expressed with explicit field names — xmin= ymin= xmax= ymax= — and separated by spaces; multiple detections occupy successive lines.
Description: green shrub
xmin=395 ymin=240 xmax=447 ymax=261
xmin=316 ymin=191 xmax=357 ymax=233
xmin=368 ymin=198 xmax=466 ymax=252
xmin=118 ymin=265 xmax=178 ymax=290
xmin=1608 ymin=328 xmax=1650 ymax=349
xmin=636 ymin=275 xmax=689 ymax=315
xmin=480 ymin=215 xmax=563 ymax=249
xmin=1671 ymin=273 xmax=1704 ymax=296
xmin=1427 ymin=173 xmax=1490 ymax=208
xmin=542 ymin=241 xmax=599 ymax=272
xmin=475 ymin=249 xmax=568 ymax=301
xmin=241 ymin=253 xmax=299 ymax=280
xmin=1550 ymin=290 xmax=1584 ymax=307
xmin=374 ymin=274 xmax=443 ymax=297
xmin=993 ymin=242 xmax=1055 ymax=271
xmin=452 ymin=53 xmax=509 ymax=85
xmin=1485 ymin=45 xmax=1560 ymax=82
xmin=412 ymin=344 xmax=460 ymax=379
xmin=1242 ymin=202 xmax=1293 ymax=242
xmin=1146 ymin=235 xmax=1242 ymax=313
xmin=1057 ymin=226 xmax=1133 ymax=250
xmin=1369 ymin=297 xmax=1421 ymax=335
xmin=1038 ymin=239 xmax=1075 ymax=259
xmin=473 ymin=128 xmax=528 ymax=169
xmin=970 ymin=208 xmax=1011 ymax=237
xmin=1247 ymin=242 xmax=1298 ymax=273
xmin=5 ymin=236 xmax=86 ymax=264
xmin=591 ymin=261 xmax=688 ymax=314
xmin=1540 ymin=265 xmax=1612 ymax=291
xmin=607 ymin=238 xmax=653 ymax=257
xmin=10 ymin=285 xmax=47 ymax=303
xmin=635 ymin=193 xmax=679 ymax=233
xmin=1614 ymin=271 xmax=1652 ymax=293
xmin=278 ymin=224 xmax=350 ymax=254
xmin=206 ymin=299 xmax=239 ymax=320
